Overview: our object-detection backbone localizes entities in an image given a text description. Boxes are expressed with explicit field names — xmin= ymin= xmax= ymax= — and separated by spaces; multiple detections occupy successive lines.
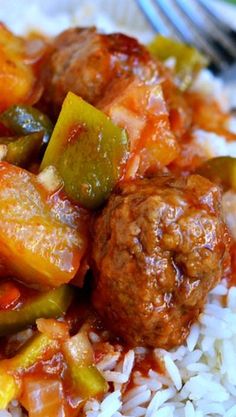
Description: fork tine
xmin=152 ymin=0 xmax=193 ymax=43
xmin=176 ymin=0 xmax=236 ymax=61
xmin=154 ymin=0 xmax=228 ymax=71
xmin=136 ymin=0 xmax=176 ymax=38
xmin=198 ymin=0 xmax=236 ymax=42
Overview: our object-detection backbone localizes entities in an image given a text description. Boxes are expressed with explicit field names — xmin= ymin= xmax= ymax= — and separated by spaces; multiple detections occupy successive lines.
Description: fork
xmin=136 ymin=0 xmax=236 ymax=74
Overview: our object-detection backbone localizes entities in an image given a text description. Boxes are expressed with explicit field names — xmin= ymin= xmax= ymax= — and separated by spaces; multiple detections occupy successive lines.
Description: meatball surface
xmin=41 ymin=27 xmax=158 ymax=115
xmin=92 ymin=175 xmax=230 ymax=349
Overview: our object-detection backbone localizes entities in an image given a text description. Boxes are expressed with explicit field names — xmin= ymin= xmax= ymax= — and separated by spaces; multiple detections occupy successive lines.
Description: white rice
xmin=1 ymin=1 xmax=236 ymax=417
xmin=83 ymin=282 xmax=236 ymax=417
xmin=0 ymin=0 xmax=154 ymax=41
xmin=192 ymin=129 xmax=236 ymax=162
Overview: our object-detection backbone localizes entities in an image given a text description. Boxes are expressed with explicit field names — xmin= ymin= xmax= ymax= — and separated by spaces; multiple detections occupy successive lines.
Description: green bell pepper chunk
xmin=148 ymin=35 xmax=208 ymax=90
xmin=63 ymin=331 xmax=108 ymax=398
xmin=9 ymin=332 xmax=56 ymax=370
xmin=0 ymin=285 xmax=73 ymax=336
xmin=197 ymin=156 xmax=236 ymax=190
xmin=69 ymin=364 xmax=108 ymax=399
xmin=41 ymin=92 xmax=129 ymax=209
xmin=0 ymin=104 xmax=53 ymax=144
xmin=0 ymin=131 xmax=43 ymax=167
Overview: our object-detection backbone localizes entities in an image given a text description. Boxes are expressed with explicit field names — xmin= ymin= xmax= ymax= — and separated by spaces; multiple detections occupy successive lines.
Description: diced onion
xmin=0 ymin=144 xmax=7 ymax=161
xmin=37 ymin=165 xmax=63 ymax=193
xmin=63 ymin=329 xmax=94 ymax=368
xmin=22 ymin=376 xmax=65 ymax=417
xmin=36 ymin=318 xmax=70 ymax=340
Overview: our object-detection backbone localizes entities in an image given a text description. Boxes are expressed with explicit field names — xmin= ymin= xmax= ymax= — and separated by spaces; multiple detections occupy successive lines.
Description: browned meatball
xmin=40 ymin=27 xmax=158 ymax=115
xmin=91 ymin=175 xmax=230 ymax=349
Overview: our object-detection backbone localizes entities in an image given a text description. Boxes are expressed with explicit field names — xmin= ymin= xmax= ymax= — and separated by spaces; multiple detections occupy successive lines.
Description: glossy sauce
xmin=0 ymin=25 xmax=235 ymax=415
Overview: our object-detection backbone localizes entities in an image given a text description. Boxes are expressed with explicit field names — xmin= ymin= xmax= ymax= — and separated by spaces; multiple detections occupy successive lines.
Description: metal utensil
xmin=136 ymin=0 xmax=236 ymax=74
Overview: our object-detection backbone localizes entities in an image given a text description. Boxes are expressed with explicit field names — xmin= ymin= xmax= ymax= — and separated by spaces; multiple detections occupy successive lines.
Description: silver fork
xmin=136 ymin=0 xmax=236 ymax=74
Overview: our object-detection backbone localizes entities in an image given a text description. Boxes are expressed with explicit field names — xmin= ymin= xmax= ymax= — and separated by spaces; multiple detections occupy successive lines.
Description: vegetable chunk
xmin=0 ymin=24 xmax=38 ymax=111
xmin=148 ymin=35 xmax=207 ymax=90
xmin=22 ymin=376 xmax=67 ymax=417
xmin=0 ymin=132 xmax=43 ymax=167
xmin=99 ymin=77 xmax=178 ymax=178
xmin=0 ymin=105 xmax=53 ymax=145
xmin=0 ymin=285 xmax=73 ymax=336
xmin=63 ymin=330 xmax=108 ymax=398
xmin=197 ymin=156 xmax=236 ymax=191
xmin=0 ymin=162 xmax=88 ymax=288
xmin=0 ymin=332 xmax=59 ymax=409
xmin=0 ymin=105 xmax=53 ymax=167
xmin=41 ymin=92 xmax=129 ymax=209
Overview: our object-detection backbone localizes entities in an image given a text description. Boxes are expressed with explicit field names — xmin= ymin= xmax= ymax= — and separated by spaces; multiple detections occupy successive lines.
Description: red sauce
xmin=0 ymin=123 xmax=13 ymax=137
xmin=123 ymin=349 xmax=166 ymax=396
xmin=67 ymin=123 xmax=87 ymax=146
xmin=0 ymin=26 xmax=235 ymax=415
xmin=0 ymin=279 xmax=38 ymax=311
xmin=26 ymin=351 xmax=65 ymax=378
xmin=134 ymin=350 xmax=165 ymax=377
xmin=185 ymin=92 xmax=236 ymax=142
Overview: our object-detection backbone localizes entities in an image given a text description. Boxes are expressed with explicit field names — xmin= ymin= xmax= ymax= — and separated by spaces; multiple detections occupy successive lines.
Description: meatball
xmin=41 ymin=27 xmax=158 ymax=115
xmin=91 ymin=175 xmax=230 ymax=349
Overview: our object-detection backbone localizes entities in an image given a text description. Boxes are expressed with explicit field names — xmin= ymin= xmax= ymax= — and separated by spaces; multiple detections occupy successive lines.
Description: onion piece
xmin=63 ymin=329 xmax=108 ymax=398
xmin=21 ymin=376 xmax=66 ymax=417
xmin=0 ymin=144 xmax=7 ymax=161
xmin=63 ymin=329 xmax=94 ymax=367
xmin=37 ymin=318 xmax=70 ymax=341
xmin=37 ymin=165 xmax=63 ymax=194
